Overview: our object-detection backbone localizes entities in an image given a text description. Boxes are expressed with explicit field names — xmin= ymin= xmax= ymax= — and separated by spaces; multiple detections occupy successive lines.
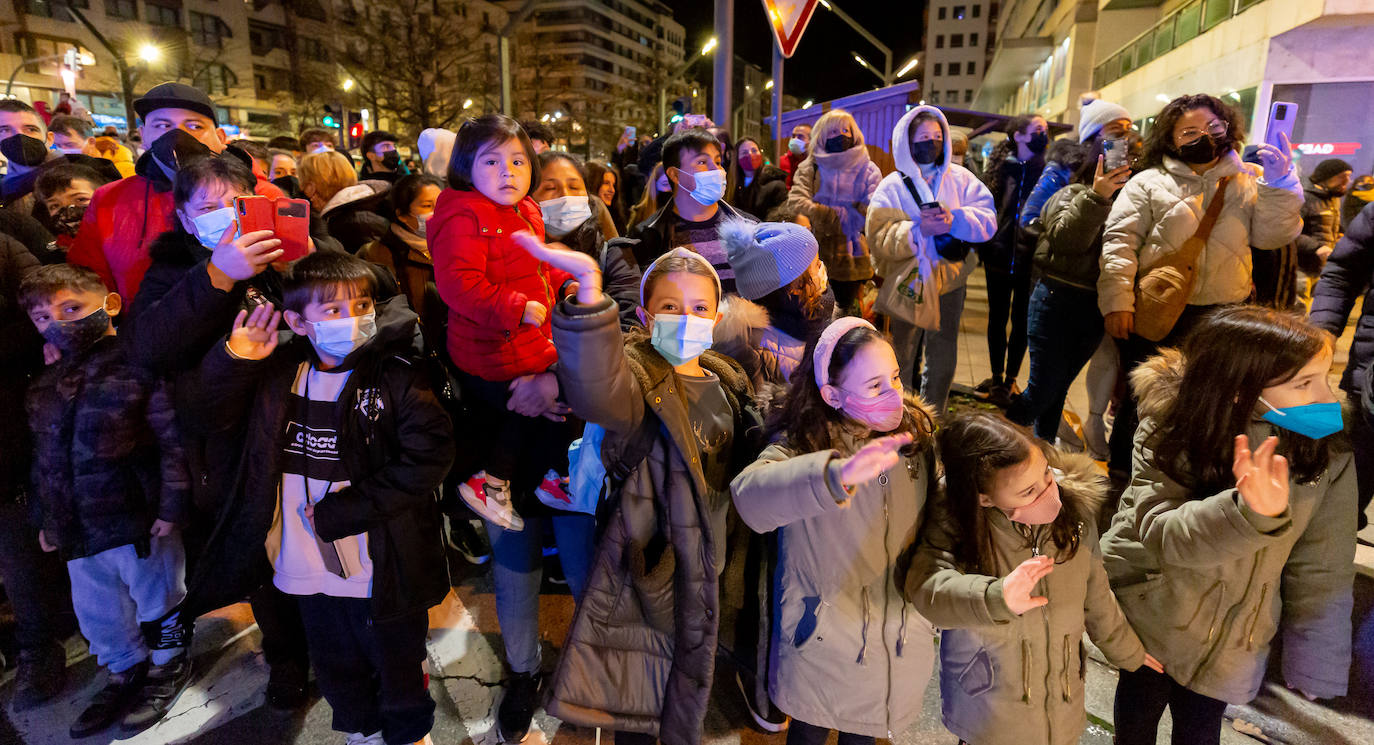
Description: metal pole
xmin=339 ymin=100 xmax=348 ymax=150
xmin=5 ymin=54 xmax=66 ymax=98
xmin=771 ymin=41 xmax=783 ymax=162
xmin=658 ymin=86 xmax=666 ymax=135
xmin=825 ymin=1 xmax=894 ymax=86
xmin=499 ymin=0 xmax=541 ymax=118
xmin=712 ymin=0 xmax=733 ymax=127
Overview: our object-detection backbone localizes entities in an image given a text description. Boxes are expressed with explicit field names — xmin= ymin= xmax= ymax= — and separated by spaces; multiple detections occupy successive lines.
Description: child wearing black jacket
xmin=189 ymin=251 xmax=453 ymax=745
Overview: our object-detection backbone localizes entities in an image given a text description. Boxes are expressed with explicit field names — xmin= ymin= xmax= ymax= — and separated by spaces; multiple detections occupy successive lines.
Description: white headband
xmin=638 ymin=247 xmax=722 ymax=306
xmin=813 ymin=317 xmax=876 ymax=388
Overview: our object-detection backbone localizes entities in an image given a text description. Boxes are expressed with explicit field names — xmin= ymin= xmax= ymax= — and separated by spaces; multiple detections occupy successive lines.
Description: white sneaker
xmin=458 ymin=472 xmax=524 ymax=532
xmin=345 ymin=732 xmax=384 ymax=745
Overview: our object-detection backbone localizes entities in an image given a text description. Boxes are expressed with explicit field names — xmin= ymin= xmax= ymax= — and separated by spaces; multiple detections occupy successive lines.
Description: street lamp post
xmin=820 ymin=0 xmax=894 ymax=86
xmin=55 ymin=3 xmax=157 ymax=131
xmin=658 ymin=37 xmax=716 ymax=134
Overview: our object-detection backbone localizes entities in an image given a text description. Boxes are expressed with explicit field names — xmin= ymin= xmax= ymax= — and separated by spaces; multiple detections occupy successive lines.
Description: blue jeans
xmin=66 ymin=534 xmax=186 ymax=673
xmin=888 ymin=285 xmax=968 ymax=415
xmin=1007 ymin=280 xmax=1104 ymax=441
xmin=484 ymin=512 xmax=596 ymax=673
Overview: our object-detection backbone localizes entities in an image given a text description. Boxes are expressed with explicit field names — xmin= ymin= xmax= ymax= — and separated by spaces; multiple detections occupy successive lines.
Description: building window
xmin=26 ymin=0 xmax=89 ymax=21
xmin=106 ymin=0 xmax=136 ymax=20
xmin=933 ymin=62 xmax=942 ymax=76
xmin=971 ymin=32 xmax=979 ymax=46
xmin=973 ymin=4 xmax=981 ymax=17
xmin=300 ymin=37 xmax=329 ymax=63
xmin=195 ymin=64 xmax=237 ymax=97
xmin=935 ymin=35 xmax=944 ymax=49
xmin=965 ymin=89 xmax=973 ymax=103
xmin=931 ymin=91 xmax=940 ymax=103
xmin=190 ymin=12 xmax=229 ymax=49
xmin=951 ymin=34 xmax=964 ymax=48
xmin=967 ymin=61 xmax=977 ymax=75
xmin=953 ymin=5 xmax=966 ymax=19
xmin=146 ymin=2 xmax=180 ymax=27
xmin=938 ymin=7 xmax=946 ymax=20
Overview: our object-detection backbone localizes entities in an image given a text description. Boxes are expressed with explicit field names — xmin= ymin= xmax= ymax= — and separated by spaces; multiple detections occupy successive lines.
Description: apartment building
xmin=921 ymin=0 xmax=995 ymax=109
xmin=503 ymin=0 xmax=684 ymax=152
xmin=971 ymin=0 xmax=1103 ymax=125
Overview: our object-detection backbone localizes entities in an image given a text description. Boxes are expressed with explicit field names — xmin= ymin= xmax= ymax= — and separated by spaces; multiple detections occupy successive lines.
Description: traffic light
xmin=347 ymin=111 xmax=363 ymax=149
xmin=322 ymin=104 xmax=338 ymax=128
xmin=670 ymin=96 xmax=690 ymax=125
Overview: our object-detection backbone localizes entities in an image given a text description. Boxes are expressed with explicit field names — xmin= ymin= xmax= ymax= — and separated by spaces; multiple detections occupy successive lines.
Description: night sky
xmin=659 ymin=0 xmax=926 ymax=104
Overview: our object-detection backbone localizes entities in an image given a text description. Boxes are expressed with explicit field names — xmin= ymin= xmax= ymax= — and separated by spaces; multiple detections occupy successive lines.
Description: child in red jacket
xmin=428 ymin=114 xmax=574 ymax=533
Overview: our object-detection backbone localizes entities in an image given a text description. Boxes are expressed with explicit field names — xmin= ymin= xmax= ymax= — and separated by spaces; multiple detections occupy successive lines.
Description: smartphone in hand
xmin=1103 ymin=138 xmax=1129 ymax=171
xmin=235 ymin=195 xmax=311 ymax=263
xmin=1265 ymin=101 xmax=1298 ymax=151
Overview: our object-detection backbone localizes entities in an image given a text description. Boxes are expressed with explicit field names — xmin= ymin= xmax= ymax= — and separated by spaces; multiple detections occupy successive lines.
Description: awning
xmin=971 ymin=36 xmax=1055 ymax=112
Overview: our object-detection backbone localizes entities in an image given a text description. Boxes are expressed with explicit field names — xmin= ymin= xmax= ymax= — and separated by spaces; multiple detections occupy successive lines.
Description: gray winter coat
xmin=730 ymin=407 xmax=938 ymax=738
xmin=1100 ymin=350 xmax=1356 ymax=704
xmin=907 ymin=453 xmax=1145 ymax=745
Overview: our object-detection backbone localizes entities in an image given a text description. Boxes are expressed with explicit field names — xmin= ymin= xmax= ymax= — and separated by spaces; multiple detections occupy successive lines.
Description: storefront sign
xmin=1295 ymin=142 xmax=1362 ymax=156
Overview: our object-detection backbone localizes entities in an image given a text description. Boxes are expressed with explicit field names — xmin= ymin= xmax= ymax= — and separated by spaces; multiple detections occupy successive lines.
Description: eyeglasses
xmin=1178 ymin=120 xmax=1228 ymax=141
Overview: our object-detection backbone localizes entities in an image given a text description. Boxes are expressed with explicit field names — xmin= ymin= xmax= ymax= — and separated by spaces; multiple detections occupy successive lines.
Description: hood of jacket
xmin=322 ymin=179 xmax=391 ymax=216
xmin=891 ymin=104 xmax=952 ymax=201
xmin=1130 ymin=348 xmax=1186 ymax=423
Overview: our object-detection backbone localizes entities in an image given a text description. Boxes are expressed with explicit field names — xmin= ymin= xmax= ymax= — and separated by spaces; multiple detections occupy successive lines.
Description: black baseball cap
xmin=134 ymin=82 xmax=218 ymax=125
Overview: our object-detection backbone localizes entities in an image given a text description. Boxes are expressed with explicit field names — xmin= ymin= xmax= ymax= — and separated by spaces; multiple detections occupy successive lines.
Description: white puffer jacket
xmin=1096 ymin=151 xmax=1302 ymax=316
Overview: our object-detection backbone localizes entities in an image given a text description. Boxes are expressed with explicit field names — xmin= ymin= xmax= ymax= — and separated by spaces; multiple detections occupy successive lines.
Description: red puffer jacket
xmin=429 ymin=189 xmax=572 ymax=381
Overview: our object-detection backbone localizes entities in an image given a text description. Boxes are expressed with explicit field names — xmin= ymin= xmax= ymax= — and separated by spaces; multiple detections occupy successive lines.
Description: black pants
xmin=1113 ymin=666 xmax=1228 ymax=745
xmin=250 ymin=582 xmax=311 ymax=671
xmin=296 ymin=594 xmax=434 ymax=745
xmin=455 ymin=370 xmax=574 ymax=493
xmin=787 ymin=719 xmax=875 ymax=745
xmin=1351 ymin=402 xmax=1374 ymax=528
xmin=1107 ymin=304 xmax=1220 ymax=475
xmin=985 ymin=265 xmax=1033 ymax=383
xmin=0 ymin=500 xmax=73 ymax=651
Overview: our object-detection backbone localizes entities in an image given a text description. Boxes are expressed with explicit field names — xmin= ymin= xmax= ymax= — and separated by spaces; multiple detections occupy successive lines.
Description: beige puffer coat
xmin=1097 ymin=151 xmax=1303 ymax=316
xmin=1100 ymin=350 xmax=1356 ymax=704
xmin=907 ymin=453 xmax=1146 ymax=745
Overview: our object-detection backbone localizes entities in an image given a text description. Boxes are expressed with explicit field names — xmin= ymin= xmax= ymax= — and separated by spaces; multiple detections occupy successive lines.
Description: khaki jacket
xmin=907 ymin=453 xmax=1145 ymax=745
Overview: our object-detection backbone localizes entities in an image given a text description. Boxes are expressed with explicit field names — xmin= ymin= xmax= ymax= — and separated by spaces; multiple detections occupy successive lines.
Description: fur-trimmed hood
xmin=1045 ymin=449 xmax=1109 ymax=526
xmin=1130 ymin=348 xmax=1186 ymax=423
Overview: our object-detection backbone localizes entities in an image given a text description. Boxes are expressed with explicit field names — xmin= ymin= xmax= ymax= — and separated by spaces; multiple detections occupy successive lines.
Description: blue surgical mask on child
xmin=1258 ymin=397 xmax=1344 ymax=440
xmin=191 ymin=206 xmax=237 ymax=249
xmin=649 ymin=313 xmax=715 ymax=366
xmin=680 ymin=169 xmax=725 ymax=206
xmin=310 ymin=312 xmax=378 ymax=359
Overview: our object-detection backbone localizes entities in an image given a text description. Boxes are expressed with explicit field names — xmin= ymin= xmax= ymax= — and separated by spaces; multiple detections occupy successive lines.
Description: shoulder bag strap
xmin=1195 ymin=175 xmax=1231 ymax=243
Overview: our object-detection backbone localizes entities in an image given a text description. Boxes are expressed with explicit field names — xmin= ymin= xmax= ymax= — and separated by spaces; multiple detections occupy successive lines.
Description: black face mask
xmin=149 ymin=129 xmax=214 ymax=175
xmin=381 ymin=150 xmax=401 ymax=169
xmin=1 ymin=134 xmax=49 ymax=168
xmin=41 ymin=307 xmax=110 ymax=355
xmin=272 ymin=175 xmax=302 ymax=198
xmin=912 ymin=139 xmax=944 ymax=165
xmin=1177 ymin=134 xmax=1220 ymax=165
xmin=654 ymin=188 xmax=671 ymax=208
xmin=1026 ymin=131 xmax=1049 ymax=155
xmin=50 ymin=203 xmax=87 ymax=237
xmin=825 ymin=134 xmax=854 ymax=153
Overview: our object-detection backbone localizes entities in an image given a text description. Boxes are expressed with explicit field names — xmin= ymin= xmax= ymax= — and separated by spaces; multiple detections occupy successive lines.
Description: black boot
xmin=69 ymin=661 xmax=147 ymax=738
xmin=265 ymin=658 xmax=310 ymax=711
xmin=496 ymin=671 xmax=541 ymax=743
xmin=121 ymin=654 xmax=193 ymax=732
xmin=11 ymin=640 xmax=67 ymax=712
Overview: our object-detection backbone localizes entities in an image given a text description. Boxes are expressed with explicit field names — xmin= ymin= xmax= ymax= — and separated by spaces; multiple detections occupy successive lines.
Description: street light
xmin=896 ymin=55 xmax=920 ymax=79
xmin=765 ymin=79 xmax=774 ymax=90
xmin=462 ymin=98 xmax=473 ymax=109
xmin=802 ymin=99 xmax=814 ymax=109
xmin=342 ymin=78 xmax=355 ymax=92
xmin=851 ymin=51 xmax=885 ymax=86
xmin=701 ymin=37 xmax=718 ymax=55
xmin=137 ymin=43 xmax=160 ymax=63
xmin=818 ymin=1 xmax=893 ymax=86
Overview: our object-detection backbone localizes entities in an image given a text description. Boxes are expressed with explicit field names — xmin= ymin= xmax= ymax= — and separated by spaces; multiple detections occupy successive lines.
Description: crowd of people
xmin=1 ymin=76 xmax=1372 ymax=745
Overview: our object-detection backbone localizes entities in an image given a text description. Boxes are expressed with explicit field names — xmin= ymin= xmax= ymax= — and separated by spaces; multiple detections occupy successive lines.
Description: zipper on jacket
xmin=1021 ymin=639 xmax=1032 ymax=703
xmin=857 ymin=586 xmax=871 ymax=664
xmin=897 ymin=603 xmax=909 ymax=658
xmin=1062 ymin=634 xmax=1073 ymax=702
xmin=1178 ymin=579 xmax=1225 ymax=636
xmin=1195 ymin=548 xmax=1267 ymax=681
xmin=1039 ymin=556 xmax=1054 ymax=745
xmin=1245 ymin=584 xmax=1270 ymax=650
xmin=876 ymin=471 xmax=895 ymax=739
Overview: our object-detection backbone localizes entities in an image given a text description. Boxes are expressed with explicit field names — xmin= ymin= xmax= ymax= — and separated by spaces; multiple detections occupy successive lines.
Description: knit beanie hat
xmin=1310 ymin=158 xmax=1353 ymax=185
xmin=720 ymin=218 xmax=819 ymax=300
xmin=1078 ymin=99 xmax=1131 ymax=143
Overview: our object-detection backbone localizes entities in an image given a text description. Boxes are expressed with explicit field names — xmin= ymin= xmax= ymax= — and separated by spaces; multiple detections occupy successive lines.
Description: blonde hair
xmin=808 ymin=109 xmax=864 ymax=156
xmin=629 ymin=162 xmax=667 ymax=227
xmin=299 ymin=150 xmax=357 ymax=206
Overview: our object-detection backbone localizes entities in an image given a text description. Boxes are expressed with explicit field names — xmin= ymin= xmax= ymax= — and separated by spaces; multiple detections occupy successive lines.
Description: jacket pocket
xmin=792 ymin=595 xmax=825 ymax=649
xmin=625 ymin=538 xmax=676 ymax=634
xmin=954 ymin=647 xmax=995 ymax=697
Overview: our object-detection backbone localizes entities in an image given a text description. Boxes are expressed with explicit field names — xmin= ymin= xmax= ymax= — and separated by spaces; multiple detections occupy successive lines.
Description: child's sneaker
xmin=533 ymin=470 xmax=572 ymax=510
xmin=459 ymin=472 xmax=524 ymax=532
xmin=69 ymin=660 xmax=147 ymax=738
xmin=121 ymin=654 xmax=193 ymax=732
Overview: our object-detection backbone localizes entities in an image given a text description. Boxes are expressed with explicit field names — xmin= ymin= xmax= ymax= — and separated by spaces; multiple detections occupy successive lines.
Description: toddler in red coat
xmin=428 ymin=114 xmax=575 ymax=532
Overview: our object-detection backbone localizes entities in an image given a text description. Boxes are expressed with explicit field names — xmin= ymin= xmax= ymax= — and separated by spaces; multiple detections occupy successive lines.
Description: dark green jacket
xmin=1032 ymin=183 xmax=1111 ymax=290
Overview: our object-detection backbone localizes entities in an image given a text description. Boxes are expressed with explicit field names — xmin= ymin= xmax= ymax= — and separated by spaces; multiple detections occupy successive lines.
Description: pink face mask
xmin=1006 ymin=478 xmax=1062 ymax=525
xmin=837 ymin=386 xmax=904 ymax=432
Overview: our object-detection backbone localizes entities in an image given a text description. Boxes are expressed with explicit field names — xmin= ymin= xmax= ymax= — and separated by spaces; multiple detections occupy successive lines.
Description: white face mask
xmin=415 ymin=212 xmax=431 ymax=238
xmin=648 ymin=312 xmax=715 ymax=366
xmin=55 ymin=146 xmax=85 ymax=156
xmin=539 ymin=195 xmax=592 ymax=236
xmin=310 ymin=312 xmax=377 ymax=359
xmin=190 ymin=206 xmax=237 ymax=249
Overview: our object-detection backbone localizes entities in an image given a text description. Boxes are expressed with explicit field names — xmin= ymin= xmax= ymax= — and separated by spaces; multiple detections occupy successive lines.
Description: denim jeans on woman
xmin=1007 ymin=280 xmax=1104 ymax=441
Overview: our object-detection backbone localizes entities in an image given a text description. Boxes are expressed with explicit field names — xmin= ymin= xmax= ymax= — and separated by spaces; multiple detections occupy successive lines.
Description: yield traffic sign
xmin=762 ymin=0 xmax=820 ymax=58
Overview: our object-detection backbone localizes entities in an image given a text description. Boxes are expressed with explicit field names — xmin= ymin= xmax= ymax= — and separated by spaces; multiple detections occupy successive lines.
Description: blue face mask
xmin=649 ymin=312 xmax=714 ymax=367
xmin=1259 ymin=397 xmax=1344 ymax=440
xmin=680 ymin=168 xmax=725 ymax=206
xmin=310 ymin=312 xmax=377 ymax=360
xmin=190 ymin=206 xmax=237 ymax=250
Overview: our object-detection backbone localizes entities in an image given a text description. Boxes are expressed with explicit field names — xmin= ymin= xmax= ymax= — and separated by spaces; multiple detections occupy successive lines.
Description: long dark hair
xmin=1138 ymin=93 xmax=1246 ymax=172
xmin=447 ymin=113 xmax=539 ymax=194
xmin=1149 ymin=306 xmax=1337 ymax=493
xmin=983 ymin=114 xmax=1040 ymax=202
xmin=771 ymin=326 xmax=934 ymax=455
xmin=585 ymin=160 xmax=625 ymax=230
xmin=937 ymin=412 xmax=1083 ymax=574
